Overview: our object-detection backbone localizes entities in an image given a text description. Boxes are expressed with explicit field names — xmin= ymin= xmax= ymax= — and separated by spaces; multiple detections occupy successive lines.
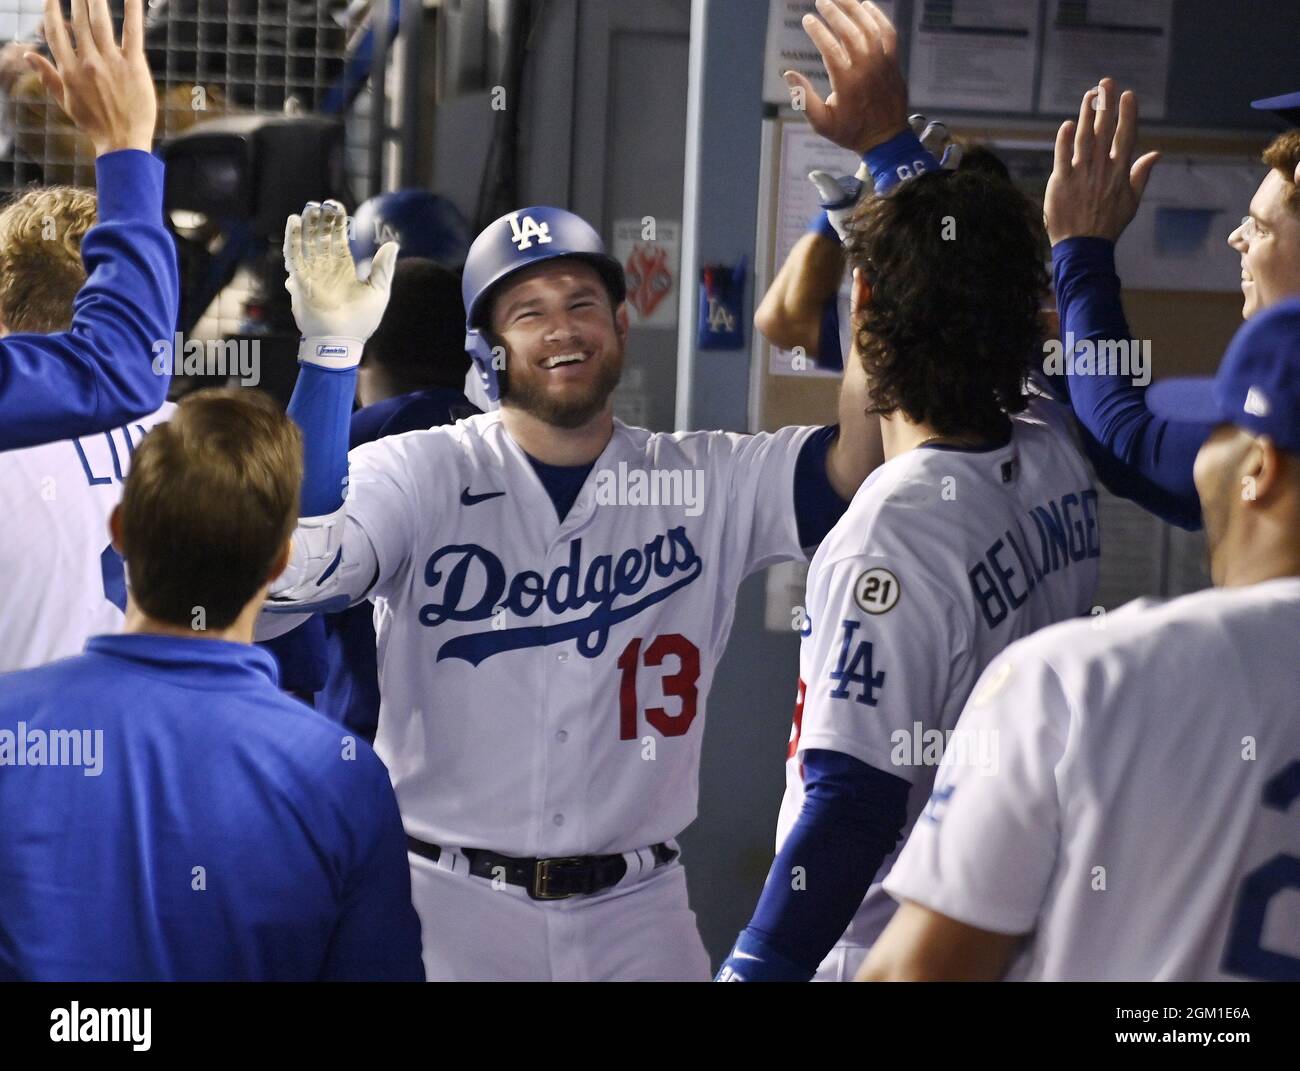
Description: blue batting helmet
xmin=461 ymin=206 xmax=627 ymax=404
xmin=350 ymin=189 xmax=473 ymax=268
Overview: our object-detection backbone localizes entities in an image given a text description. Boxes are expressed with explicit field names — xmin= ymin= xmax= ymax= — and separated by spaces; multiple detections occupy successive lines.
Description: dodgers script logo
xmin=419 ymin=527 xmax=703 ymax=665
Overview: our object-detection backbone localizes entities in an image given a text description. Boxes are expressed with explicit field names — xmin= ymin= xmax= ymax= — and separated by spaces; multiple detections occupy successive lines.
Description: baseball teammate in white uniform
xmin=258 ymin=195 xmax=884 ymax=980
xmin=865 ymin=300 xmax=1300 ymax=981
xmin=718 ymin=0 xmax=1100 ymax=983
xmin=0 ymin=184 xmax=171 ymax=672
xmin=1 ymin=405 xmax=171 ymax=671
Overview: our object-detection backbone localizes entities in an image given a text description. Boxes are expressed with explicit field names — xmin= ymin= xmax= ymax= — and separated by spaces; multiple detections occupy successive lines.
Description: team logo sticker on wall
xmin=612 ymin=219 xmax=680 ymax=329
xmin=853 ymin=567 xmax=899 ymax=614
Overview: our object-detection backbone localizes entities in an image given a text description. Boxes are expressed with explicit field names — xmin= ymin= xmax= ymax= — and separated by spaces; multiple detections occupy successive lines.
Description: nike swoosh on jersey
xmin=460 ymin=487 xmax=506 ymax=506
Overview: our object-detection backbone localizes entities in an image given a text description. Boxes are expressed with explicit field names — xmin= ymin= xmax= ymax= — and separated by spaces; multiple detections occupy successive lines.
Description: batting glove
xmin=909 ymin=113 xmax=963 ymax=170
xmin=284 ymin=199 xmax=399 ymax=369
xmin=809 ymin=163 xmax=870 ymax=243
xmin=810 ymin=114 xmax=960 ymax=244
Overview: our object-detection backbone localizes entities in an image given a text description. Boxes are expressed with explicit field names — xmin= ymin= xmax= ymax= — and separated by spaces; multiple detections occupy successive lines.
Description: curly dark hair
xmin=843 ymin=169 xmax=1049 ymax=440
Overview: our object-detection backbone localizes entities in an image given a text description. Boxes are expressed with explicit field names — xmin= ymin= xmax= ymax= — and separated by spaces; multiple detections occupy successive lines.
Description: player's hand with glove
xmin=909 ymin=113 xmax=962 ymax=171
xmin=808 ymin=166 xmax=869 ymax=243
xmin=284 ymin=199 xmax=399 ymax=369
xmin=1044 ymin=77 xmax=1160 ymax=246
xmin=808 ymin=113 xmax=960 ymax=242
xmin=789 ymin=2 xmax=947 ymax=196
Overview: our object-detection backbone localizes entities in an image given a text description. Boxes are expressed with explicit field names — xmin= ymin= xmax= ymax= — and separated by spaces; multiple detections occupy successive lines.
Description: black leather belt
xmin=406 ymin=835 xmax=678 ymax=901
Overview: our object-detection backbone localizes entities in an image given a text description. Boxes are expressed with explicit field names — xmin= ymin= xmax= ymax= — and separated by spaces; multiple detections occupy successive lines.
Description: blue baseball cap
xmin=1251 ymin=91 xmax=1300 ymax=125
xmin=1147 ymin=298 xmax=1300 ymax=455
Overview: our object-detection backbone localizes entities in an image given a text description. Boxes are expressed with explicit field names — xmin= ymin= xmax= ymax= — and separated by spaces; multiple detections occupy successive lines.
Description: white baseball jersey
xmin=886 ymin=577 xmax=1300 ymax=981
xmin=777 ymin=395 xmax=1099 ymax=953
xmin=0 ymin=405 xmax=173 ymax=672
xmin=269 ymin=411 xmax=818 ymax=856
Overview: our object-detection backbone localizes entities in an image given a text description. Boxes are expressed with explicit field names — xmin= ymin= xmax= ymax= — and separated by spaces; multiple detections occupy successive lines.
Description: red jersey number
xmin=617 ymin=634 xmax=700 ymax=740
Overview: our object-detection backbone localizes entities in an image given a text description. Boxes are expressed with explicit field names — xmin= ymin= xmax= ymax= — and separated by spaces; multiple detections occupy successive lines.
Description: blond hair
xmin=0 ymin=185 xmax=97 ymax=333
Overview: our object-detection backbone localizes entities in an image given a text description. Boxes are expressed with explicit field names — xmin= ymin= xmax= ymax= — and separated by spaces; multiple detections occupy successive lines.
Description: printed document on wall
xmin=908 ymin=0 xmax=1039 ymax=113
xmin=1039 ymin=0 xmax=1172 ymax=118
xmin=762 ymin=0 xmax=897 ymax=107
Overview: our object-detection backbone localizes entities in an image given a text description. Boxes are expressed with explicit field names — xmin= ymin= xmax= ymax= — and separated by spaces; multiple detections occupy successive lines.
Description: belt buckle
xmin=531 ymin=856 xmax=586 ymax=900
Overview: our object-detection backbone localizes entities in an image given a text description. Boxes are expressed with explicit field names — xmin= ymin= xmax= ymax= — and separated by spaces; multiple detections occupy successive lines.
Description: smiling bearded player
xmin=256 ymin=198 xmax=884 ymax=981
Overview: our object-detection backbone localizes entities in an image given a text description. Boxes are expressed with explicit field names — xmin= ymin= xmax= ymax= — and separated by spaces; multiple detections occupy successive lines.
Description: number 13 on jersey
xmin=617 ymin=634 xmax=700 ymax=740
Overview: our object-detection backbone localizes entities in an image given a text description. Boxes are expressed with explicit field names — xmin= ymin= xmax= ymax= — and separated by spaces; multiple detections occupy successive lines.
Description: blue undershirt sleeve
xmin=1052 ymin=237 xmax=1208 ymax=530
xmin=286 ymin=363 xmax=357 ymax=518
xmin=793 ymin=425 xmax=852 ymax=550
xmin=737 ymin=749 xmax=910 ymax=979
xmin=0 ymin=150 xmax=177 ymax=449
xmin=815 ymin=296 xmax=844 ymax=371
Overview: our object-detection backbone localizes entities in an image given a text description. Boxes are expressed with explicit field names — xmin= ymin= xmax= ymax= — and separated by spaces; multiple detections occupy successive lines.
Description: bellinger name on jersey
xmin=969 ymin=488 xmax=1101 ymax=630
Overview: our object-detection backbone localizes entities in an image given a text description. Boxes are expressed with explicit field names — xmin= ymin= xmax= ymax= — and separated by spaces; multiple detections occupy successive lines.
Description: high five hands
xmin=24 ymin=0 xmax=157 ymax=157
xmin=784 ymin=0 xmax=909 ymax=156
xmin=1044 ymin=77 xmax=1162 ymax=245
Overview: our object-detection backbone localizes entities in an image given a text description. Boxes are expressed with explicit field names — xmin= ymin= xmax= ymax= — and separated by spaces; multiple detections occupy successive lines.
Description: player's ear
xmin=108 ymin=505 xmax=125 ymax=556
xmin=614 ymin=301 xmax=630 ymax=344
xmin=851 ymin=267 xmax=872 ymax=318
xmin=1244 ymin=434 xmax=1279 ymax=506
xmin=267 ymin=536 xmax=293 ymax=584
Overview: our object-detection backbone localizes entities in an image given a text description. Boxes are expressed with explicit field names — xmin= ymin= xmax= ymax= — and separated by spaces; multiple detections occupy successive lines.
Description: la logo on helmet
xmin=508 ymin=212 xmax=553 ymax=251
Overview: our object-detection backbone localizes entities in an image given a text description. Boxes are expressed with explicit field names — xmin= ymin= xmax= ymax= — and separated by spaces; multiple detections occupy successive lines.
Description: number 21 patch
xmin=853 ymin=567 xmax=899 ymax=614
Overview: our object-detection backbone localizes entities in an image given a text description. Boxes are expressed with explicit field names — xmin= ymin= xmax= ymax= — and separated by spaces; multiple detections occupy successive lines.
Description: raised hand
xmin=284 ymin=200 xmax=398 ymax=347
xmin=1044 ymin=77 xmax=1161 ymax=245
xmin=784 ymin=0 xmax=908 ymax=155
xmin=24 ymin=0 xmax=157 ymax=156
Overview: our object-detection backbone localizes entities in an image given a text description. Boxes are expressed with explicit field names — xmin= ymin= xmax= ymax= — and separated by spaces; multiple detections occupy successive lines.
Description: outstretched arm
xmin=718 ymin=750 xmax=909 ymax=982
xmin=260 ymin=201 xmax=400 ymax=630
xmin=857 ymin=901 xmax=1020 ymax=981
xmin=0 ymin=0 xmax=176 ymax=450
xmin=1046 ymin=79 xmax=1208 ymax=530
xmin=755 ymin=230 xmax=845 ymax=360
xmin=780 ymin=2 xmax=961 ymax=500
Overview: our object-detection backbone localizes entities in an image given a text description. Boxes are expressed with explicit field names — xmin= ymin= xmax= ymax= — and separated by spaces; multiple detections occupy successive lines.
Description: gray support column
xmin=676 ymin=0 xmax=770 ymax=433
xmin=674 ymin=0 xmax=807 ymax=970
